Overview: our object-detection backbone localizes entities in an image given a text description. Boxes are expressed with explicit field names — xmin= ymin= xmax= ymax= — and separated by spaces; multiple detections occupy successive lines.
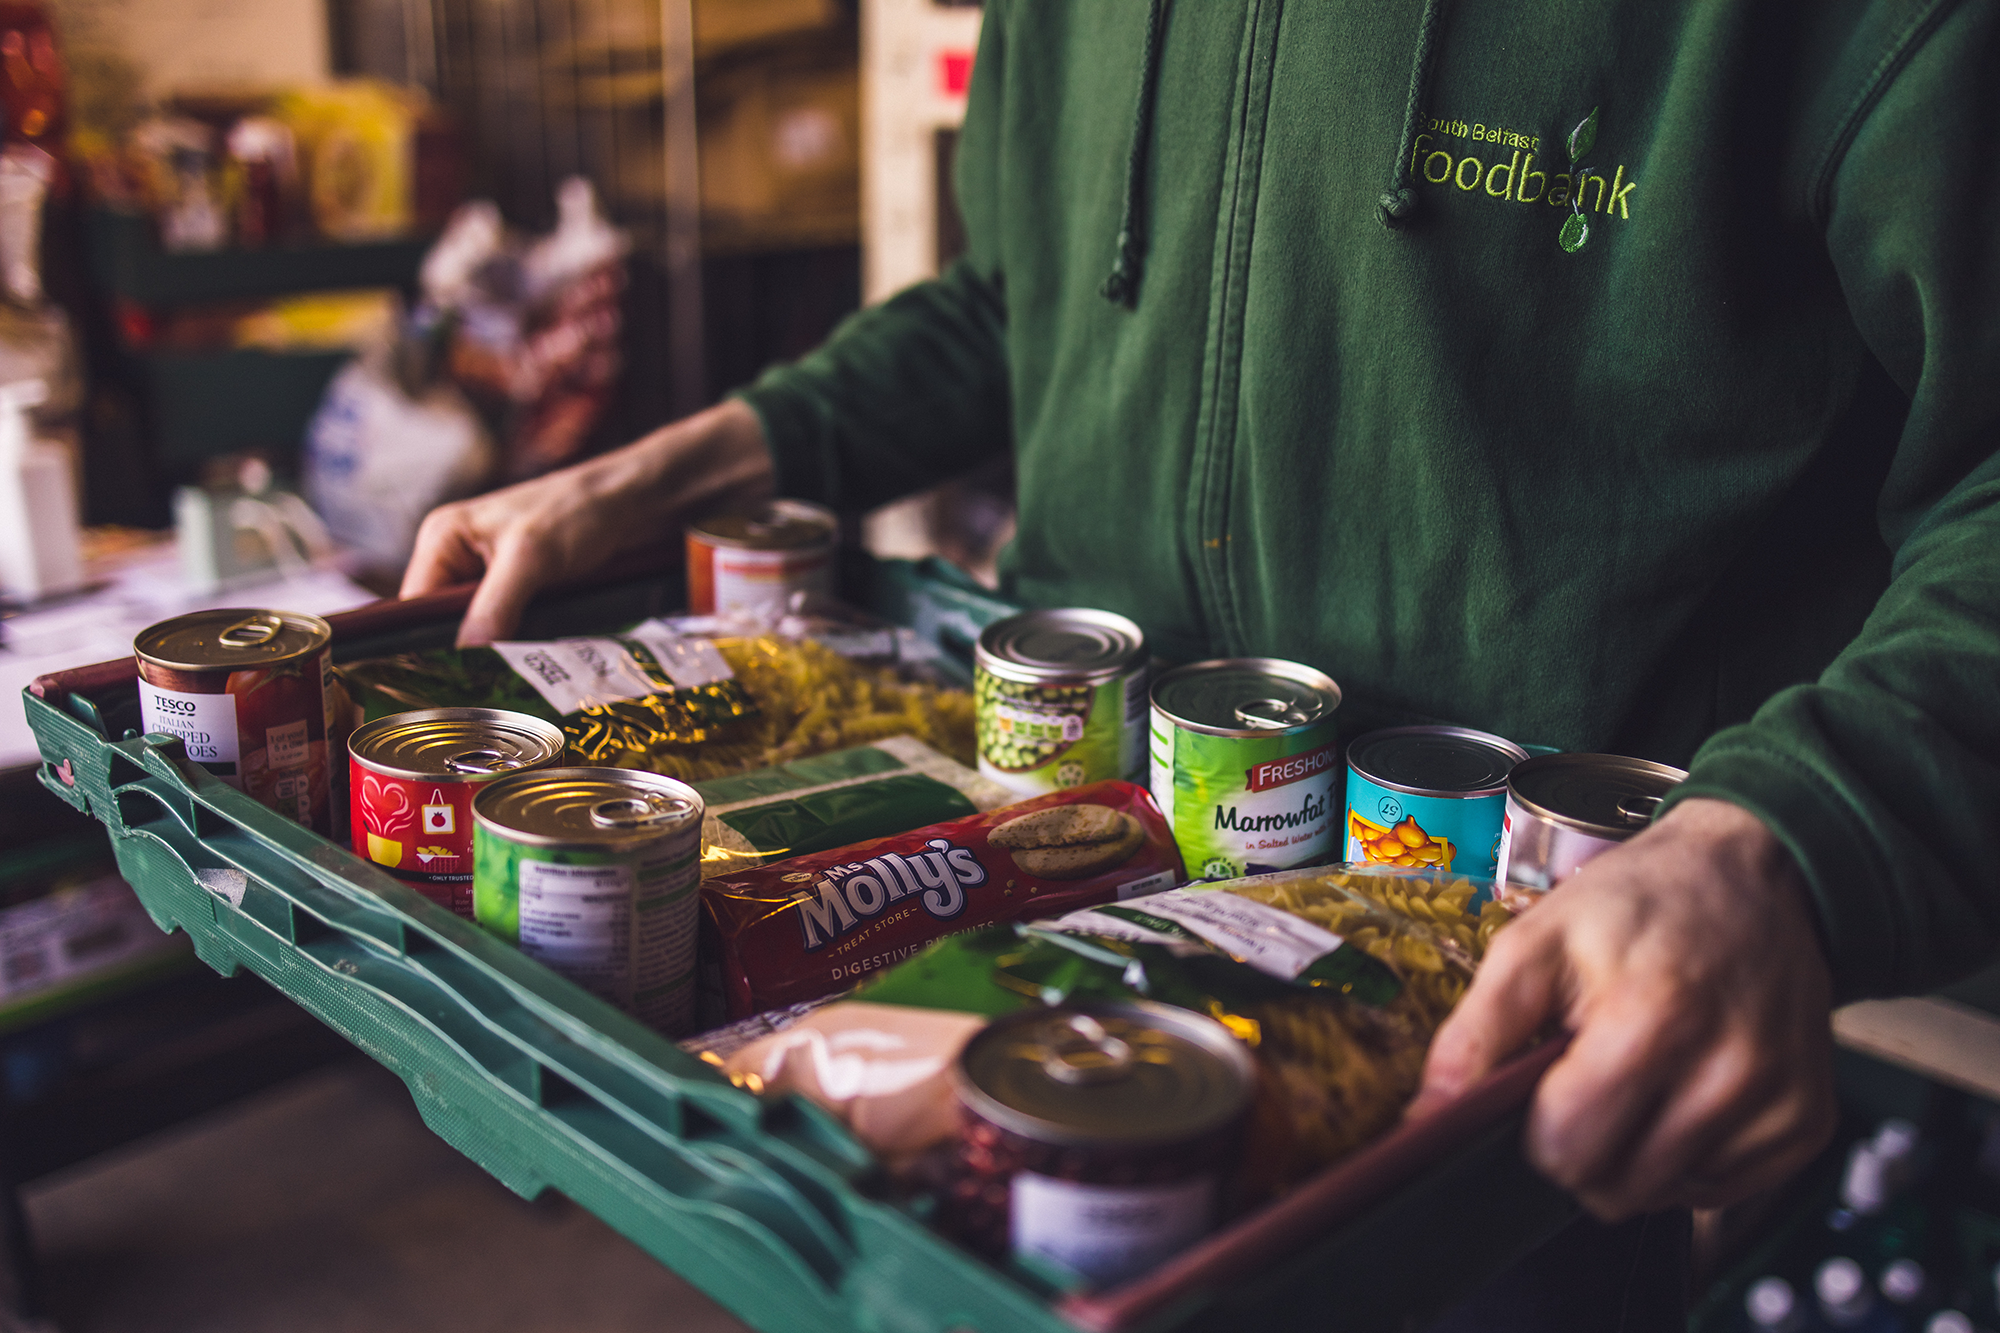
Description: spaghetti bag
xmin=699 ymin=780 xmax=1183 ymax=1021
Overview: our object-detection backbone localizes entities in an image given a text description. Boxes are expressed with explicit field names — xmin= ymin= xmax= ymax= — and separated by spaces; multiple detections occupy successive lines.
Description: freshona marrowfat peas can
xmin=474 ymin=768 xmax=704 ymax=1034
xmin=1148 ymin=658 xmax=1342 ymax=881
xmin=1493 ymin=752 xmax=1687 ymax=890
xmin=1343 ymin=726 xmax=1528 ymax=878
xmin=975 ymin=609 xmax=1148 ymax=797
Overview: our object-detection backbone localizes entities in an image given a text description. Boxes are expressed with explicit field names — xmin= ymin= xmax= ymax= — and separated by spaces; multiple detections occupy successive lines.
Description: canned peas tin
xmin=474 ymin=768 xmax=705 ymax=1034
xmin=974 ymin=609 xmax=1148 ymax=797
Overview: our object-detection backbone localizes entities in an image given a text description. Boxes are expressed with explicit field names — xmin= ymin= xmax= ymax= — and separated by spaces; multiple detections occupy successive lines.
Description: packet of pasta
xmin=854 ymin=866 xmax=1527 ymax=1199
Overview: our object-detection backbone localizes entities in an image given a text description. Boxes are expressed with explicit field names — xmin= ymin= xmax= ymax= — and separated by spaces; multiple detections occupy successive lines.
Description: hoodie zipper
xmin=1188 ymin=0 xmax=1285 ymax=656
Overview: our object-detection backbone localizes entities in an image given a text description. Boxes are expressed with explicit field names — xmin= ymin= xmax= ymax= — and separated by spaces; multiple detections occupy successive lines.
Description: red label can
xmin=348 ymin=708 xmax=567 ymax=916
xmin=134 ymin=609 xmax=336 ymax=834
xmin=686 ymin=499 xmax=838 ymax=618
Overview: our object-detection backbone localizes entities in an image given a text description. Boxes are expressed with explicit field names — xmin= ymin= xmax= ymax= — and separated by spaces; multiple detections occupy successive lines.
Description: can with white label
xmin=1148 ymin=658 xmax=1342 ymax=881
xmin=1493 ymin=753 xmax=1688 ymax=890
xmin=1343 ymin=726 xmax=1528 ymax=878
xmin=134 ymin=609 xmax=335 ymax=833
xmin=974 ymin=608 xmax=1149 ymax=797
xmin=685 ymin=499 xmax=838 ymax=618
xmin=349 ymin=708 xmax=567 ymax=918
xmin=946 ymin=1001 xmax=1253 ymax=1289
xmin=473 ymin=768 xmax=704 ymax=1034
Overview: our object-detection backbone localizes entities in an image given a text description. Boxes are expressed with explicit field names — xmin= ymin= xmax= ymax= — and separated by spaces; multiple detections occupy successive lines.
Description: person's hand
xmin=401 ymin=399 xmax=774 ymax=645
xmin=1410 ymin=797 xmax=1838 ymax=1220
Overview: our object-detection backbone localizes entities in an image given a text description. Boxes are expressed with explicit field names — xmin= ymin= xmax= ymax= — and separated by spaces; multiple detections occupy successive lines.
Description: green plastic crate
xmin=18 ymin=574 xmax=1576 ymax=1333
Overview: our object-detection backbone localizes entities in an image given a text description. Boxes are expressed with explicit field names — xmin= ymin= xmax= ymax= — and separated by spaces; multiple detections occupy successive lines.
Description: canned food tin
xmin=473 ymin=768 xmax=705 ymax=1034
xmin=948 ymin=1002 xmax=1253 ymax=1288
xmin=685 ymin=499 xmax=838 ymax=618
xmin=1493 ymin=753 xmax=1688 ymax=890
xmin=974 ymin=609 xmax=1148 ymax=797
xmin=1148 ymin=658 xmax=1342 ymax=881
xmin=134 ymin=609 xmax=336 ymax=833
xmin=1343 ymin=726 xmax=1528 ymax=877
xmin=349 ymin=708 xmax=567 ymax=917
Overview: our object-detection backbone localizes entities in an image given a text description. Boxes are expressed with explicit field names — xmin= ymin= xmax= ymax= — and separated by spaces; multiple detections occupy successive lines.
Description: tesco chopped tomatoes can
xmin=348 ymin=708 xmax=566 ymax=916
xmin=135 ymin=609 xmax=336 ymax=834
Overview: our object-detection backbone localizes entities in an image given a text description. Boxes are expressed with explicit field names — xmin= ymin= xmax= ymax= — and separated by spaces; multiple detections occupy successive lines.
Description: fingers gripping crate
xmin=21 ymin=579 xmax=1576 ymax=1333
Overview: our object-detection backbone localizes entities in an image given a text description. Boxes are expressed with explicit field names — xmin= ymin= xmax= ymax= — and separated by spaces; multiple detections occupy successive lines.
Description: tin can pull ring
xmin=1042 ymin=1014 xmax=1134 ymax=1085
xmin=217 ymin=614 xmax=283 ymax=649
xmin=1614 ymin=793 xmax=1663 ymax=826
xmin=1234 ymin=697 xmax=1311 ymax=729
xmin=446 ymin=749 xmax=522 ymax=775
xmin=590 ymin=794 xmax=694 ymax=829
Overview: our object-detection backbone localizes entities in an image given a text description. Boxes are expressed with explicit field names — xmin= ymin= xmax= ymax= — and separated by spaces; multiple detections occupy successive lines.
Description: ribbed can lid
xmin=473 ymin=768 xmax=703 ymax=849
xmin=349 ymin=708 xmax=566 ymax=782
xmin=1151 ymin=657 xmax=1340 ymax=736
xmin=135 ymin=608 xmax=331 ymax=672
xmin=1506 ymin=753 xmax=1688 ymax=835
xmin=687 ymin=499 xmax=837 ymax=550
xmin=1346 ymin=726 xmax=1527 ymax=797
xmin=955 ymin=1002 xmax=1253 ymax=1147
xmin=975 ymin=609 xmax=1147 ymax=685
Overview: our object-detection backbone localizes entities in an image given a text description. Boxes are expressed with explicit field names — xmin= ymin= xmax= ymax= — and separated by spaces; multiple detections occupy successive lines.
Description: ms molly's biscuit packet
xmin=697 ymin=780 xmax=1184 ymax=1022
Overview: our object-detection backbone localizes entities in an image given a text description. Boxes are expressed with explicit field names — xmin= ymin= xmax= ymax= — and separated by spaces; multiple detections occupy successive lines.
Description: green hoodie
xmin=741 ymin=0 xmax=2000 ymax=1003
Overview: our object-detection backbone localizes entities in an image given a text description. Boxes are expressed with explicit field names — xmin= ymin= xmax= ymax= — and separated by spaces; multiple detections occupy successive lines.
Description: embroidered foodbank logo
xmin=1410 ymin=106 xmax=1631 ymax=251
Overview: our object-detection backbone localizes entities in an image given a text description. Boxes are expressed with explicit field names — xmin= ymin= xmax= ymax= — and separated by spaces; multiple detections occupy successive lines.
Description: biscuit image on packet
xmin=698 ymin=780 xmax=1185 ymax=1022
xmin=989 ymin=803 xmax=1147 ymax=879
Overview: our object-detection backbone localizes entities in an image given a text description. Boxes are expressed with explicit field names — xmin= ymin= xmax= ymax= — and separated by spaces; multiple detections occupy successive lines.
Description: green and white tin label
xmin=1150 ymin=714 xmax=1338 ymax=881
xmin=976 ymin=665 xmax=1147 ymax=797
xmin=475 ymin=829 xmax=701 ymax=1033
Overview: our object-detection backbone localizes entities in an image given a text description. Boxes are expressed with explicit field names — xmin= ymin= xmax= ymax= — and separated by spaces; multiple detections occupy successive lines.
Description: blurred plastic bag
xmin=301 ymin=345 xmax=492 ymax=574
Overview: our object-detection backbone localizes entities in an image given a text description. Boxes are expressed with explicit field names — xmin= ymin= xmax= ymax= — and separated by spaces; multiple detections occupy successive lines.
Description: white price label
xmin=1011 ymin=1172 xmax=1214 ymax=1287
xmin=138 ymin=681 xmax=241 ymax=783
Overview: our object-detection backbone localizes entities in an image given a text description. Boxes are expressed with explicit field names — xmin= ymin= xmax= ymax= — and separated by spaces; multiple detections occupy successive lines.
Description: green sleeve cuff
xmin=1659 ymin=739 xmax=1896 ymax=1005
xmin=733 ymin=374 xmax=838 ymax=510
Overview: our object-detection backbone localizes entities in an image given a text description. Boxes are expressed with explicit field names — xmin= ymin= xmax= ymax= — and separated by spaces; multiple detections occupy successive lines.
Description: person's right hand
xmin=400 ymin=398 xmax=774 ymax=645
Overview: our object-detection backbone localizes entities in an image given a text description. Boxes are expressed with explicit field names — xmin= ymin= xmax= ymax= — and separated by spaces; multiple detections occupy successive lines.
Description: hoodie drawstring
xmin=1379 ymin=0 xmax=1446 ymax=229
xmin=1100 ymin=0 xmax=1170 ymax=306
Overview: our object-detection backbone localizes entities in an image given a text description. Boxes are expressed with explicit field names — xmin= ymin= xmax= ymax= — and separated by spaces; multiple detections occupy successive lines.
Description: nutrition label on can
xmin=518 ymin=861 xmax=631 ymax=997
xmin=1010 ymin=1171 xmax=1214 ymax=1287
xmin=138 ymin=681 xmax=241 ymax=781
xmin=632 ymin=847 xmax=700 ymax=1031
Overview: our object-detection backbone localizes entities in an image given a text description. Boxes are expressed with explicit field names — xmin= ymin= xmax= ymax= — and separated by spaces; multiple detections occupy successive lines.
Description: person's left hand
xmin=1408 ymin=797 xmax=1839 ymax=1219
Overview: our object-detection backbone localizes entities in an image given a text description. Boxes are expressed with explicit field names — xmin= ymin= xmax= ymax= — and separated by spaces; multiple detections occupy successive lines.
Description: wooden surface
xmin=1833 ymin=995 xmax=2000 ymax=1103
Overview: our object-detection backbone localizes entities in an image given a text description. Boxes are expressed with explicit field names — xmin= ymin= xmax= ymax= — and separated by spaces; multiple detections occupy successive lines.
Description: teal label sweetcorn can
xmin=474 ymin=768 xmax=704 ymax=1035
xmin=1342 ymin=727 xmax=1528 ymax=878
xmin=975 ymin=609 xmax=1148 ymax=798
xmin=1148 ymin=658 xmax=1342 ymax=881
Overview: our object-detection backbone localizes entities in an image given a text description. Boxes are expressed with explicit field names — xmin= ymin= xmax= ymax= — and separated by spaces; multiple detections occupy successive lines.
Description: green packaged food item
xmin=858 ymin=867 xmax=1510 ymax=1198
xmin=333 ymin=619 xmax=978 ymax=782
xmin=695 ymin=736 xmax=1014 ymax=877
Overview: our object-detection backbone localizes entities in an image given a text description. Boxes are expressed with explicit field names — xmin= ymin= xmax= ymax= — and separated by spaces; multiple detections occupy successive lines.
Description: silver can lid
xmin=687 ymin=499 xmax=838 ymax=551
xmin=473 ymin=767 xmax=704 ymax=849
xmin=955 ymin=1001 xmax=1253 ymax=1147
xmin=135 ymin=608 xmax=331 ymax=673
xmin=349 ymin=708 xmax=567 ymax=782
xmin=1346 ymin=726 xmax=1527 ymax=797
xmin=1151 ymin=657 xmax=1340 ymax=736
xmin=1506 ymin=753 xmax=1688 ymax=836
xmin=974 ymin=608 xmax=1147 ymax=686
